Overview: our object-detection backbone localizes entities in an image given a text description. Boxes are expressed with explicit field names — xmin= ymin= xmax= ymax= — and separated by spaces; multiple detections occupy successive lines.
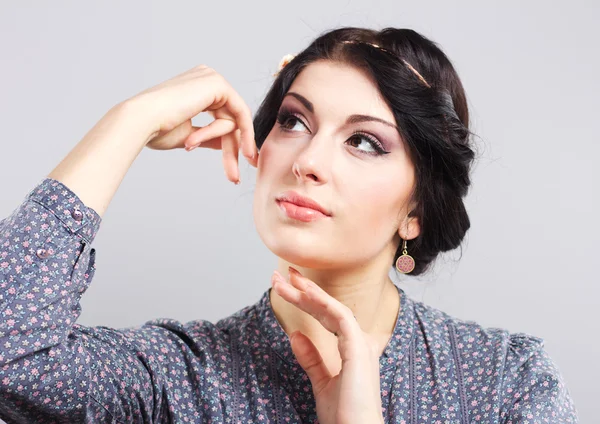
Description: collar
xmin=251 ymin=283 xmax=416 ymax=372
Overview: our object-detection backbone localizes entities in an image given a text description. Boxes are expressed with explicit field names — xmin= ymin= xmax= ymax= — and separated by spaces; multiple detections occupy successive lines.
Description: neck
xmin=269 ymin=254 xmax=401 ymax=351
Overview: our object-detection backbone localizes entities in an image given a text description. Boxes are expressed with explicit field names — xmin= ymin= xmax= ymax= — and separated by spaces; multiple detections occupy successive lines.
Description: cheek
xmin=339 ymin=165 xmax=413 ymax=238
xmin=350 ymin=188 xmax=396 ymax=236
xmin=254 ymin=136 xmax=292 ymax=221
xmin=256 ymin=140 xmax=277 ymax=180
xmin=256 ymin=134 xmax=293 ymax=182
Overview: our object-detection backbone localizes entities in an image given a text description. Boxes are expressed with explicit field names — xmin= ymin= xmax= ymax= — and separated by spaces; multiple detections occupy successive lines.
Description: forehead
xmin=286 ymin=60 xmax=395 ymax=123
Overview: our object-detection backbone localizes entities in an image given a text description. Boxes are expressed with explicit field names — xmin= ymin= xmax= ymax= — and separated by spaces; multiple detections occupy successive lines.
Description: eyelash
xmin=275 ymin=108 xmax=391 ymax=156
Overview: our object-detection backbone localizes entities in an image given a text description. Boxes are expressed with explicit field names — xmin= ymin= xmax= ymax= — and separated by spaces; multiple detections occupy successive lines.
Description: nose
xmin=291 ymin=134 xmax=333 ymax=185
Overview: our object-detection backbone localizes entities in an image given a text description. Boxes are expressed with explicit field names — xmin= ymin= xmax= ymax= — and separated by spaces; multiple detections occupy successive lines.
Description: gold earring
xmin=395 ymin=238 xmax=415 ymax=274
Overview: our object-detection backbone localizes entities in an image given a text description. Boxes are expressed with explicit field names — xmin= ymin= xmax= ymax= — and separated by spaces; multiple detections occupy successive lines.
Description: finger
xmin=221 ymin=130 xmax=240 ymax=183
xmin=149 ymin=122 xmax=199 ymax=150
xmin=272 ymin=271 xmax=365 ymax=364
xmin=293 ymin=273 xmax=353 ymax=338
xmin=223 ymin=88 xmax=257 ymax=161
xmin=232 ymin=127 xmax=258 ymax=168
xmin=272 ymin=270 xmax=324 ymax=319
xmin=185 ymin=118 xmax=236 ymax=149
xmin=289 ymin=331 xmax=333 ymax=393
xmin=195 ymin=137 xmax=222 ymax=150
xmin=232 ymin=128 xmax=257 ymax=168
xmin=272 ymin=269 xmax=359 ymax=341
xmin=272 ymin=270 xmax=304 ymax=303
xmin=184 ymin=136 xmax=223 ymax=150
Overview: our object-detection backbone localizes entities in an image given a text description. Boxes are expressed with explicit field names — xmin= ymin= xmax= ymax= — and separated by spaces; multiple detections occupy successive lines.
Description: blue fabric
xmin=0 ymin=178 xmax=578 ymax=423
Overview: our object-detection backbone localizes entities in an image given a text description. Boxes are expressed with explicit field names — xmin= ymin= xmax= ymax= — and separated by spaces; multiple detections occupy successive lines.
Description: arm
xmin=46 ymin=102 xmax=149 ymax=218
xmin=47 ymin=64 xmax=257 ymax=218
xmin=0 ymin=178 xmax=160 ymax=423
xmin=48 ymin=65 xmax=258 ymax=216
xmin=1 ymin=64 xmax=257 ymax=423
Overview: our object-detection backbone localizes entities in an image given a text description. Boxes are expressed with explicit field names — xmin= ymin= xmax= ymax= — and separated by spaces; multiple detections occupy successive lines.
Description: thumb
xmin=290 ymin=331 xmax=332 ymax=394
xmin=146 ymin=120 xmax=199 ymax=150
xmin=185 ymin=117 xmax=236 ymax=146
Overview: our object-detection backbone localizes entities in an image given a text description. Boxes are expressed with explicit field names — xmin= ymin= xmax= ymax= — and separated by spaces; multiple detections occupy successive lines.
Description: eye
xmin=346 ymin=132 xmax=390 ymax=156
xmin=276 ymin=109 xmax=308 ymax=133
xmin=276 ymin=107 xmax=390 ymax=157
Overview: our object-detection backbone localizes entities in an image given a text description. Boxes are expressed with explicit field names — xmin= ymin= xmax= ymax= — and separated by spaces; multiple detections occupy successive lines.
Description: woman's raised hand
xmin=47 ymin=64 xmax=258 ymax=217
xmin=125 ymin=64 xmax=258 ymax=183
xmin=271 ymin=268 xmax=385 ymax=424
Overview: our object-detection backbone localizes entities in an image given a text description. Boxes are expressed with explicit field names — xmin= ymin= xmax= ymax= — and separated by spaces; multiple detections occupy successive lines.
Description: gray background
xmin=0 ymin=1 xmax=597 ymax=421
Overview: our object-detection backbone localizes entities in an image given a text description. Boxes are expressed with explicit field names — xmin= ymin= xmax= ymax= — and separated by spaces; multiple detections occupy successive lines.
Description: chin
xmin=253 ymin=196 xmax=331 ymax=267
xmin=273 ymin=248 xmax=331 ymax=269
xmin=255 ymin=224 xmax=335 ymax=268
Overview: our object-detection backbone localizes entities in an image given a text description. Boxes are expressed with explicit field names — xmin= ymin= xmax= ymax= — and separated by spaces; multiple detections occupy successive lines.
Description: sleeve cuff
xmin=26 ymin=177 xmax=103 ymax=243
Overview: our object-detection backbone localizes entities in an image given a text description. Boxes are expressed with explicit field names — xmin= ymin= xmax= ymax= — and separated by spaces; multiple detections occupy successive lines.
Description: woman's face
xmin=253 ymin=60 xmax=419 ymax=270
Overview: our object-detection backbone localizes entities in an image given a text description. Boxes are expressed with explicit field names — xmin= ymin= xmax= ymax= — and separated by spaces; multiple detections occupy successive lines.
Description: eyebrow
xmin=284 ymin=92 xmax=401 ymax=132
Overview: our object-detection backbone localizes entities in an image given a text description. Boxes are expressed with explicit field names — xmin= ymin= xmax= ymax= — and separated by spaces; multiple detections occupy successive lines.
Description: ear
xmin=398 ymin=214 xmax=420 ymax=241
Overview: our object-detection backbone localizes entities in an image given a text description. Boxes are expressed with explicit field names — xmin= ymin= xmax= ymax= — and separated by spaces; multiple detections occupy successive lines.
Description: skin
xmin=253 ymin=61 xmax=421 ymax=422
xmin=254 ymin=60 xmax=420 ymax=363
xmin=46 ymin=61 xmax=421 ymax=424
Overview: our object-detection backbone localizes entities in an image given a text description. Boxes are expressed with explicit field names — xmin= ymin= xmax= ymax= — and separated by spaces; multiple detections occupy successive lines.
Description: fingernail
xmin=234 ymin=179 xmax=240 ymax=185
xmin=186 ymin=145 xmax=197 ymax=152
xmin=288 ymin=266 xmax=300 ymax=275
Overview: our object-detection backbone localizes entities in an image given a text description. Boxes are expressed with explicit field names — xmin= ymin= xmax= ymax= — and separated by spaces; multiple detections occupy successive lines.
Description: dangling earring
xmin=395 ymin=238 xmax=415 ymax=274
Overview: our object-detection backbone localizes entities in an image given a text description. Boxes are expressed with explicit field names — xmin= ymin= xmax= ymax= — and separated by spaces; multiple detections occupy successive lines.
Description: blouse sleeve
xmin=0 ymin=178 xmax=160 ymax=423
xmin=499 ymin=333 xmax=579 ymax=423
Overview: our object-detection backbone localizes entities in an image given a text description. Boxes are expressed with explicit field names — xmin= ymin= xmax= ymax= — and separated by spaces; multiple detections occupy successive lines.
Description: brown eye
xmin=346 ymin=132 xmax=389 ymax=156
xmin=276 ymin=110 xmax=308 ymax=132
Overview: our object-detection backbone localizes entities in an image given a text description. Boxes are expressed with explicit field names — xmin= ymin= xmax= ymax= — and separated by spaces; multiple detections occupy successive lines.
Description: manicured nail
xmin=289 ymin=267 xmax=310 ymax=290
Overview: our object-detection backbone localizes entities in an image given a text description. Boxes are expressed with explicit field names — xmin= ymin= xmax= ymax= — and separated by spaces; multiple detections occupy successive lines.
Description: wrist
xmin=107 ymin=98 xmax=158 ymax=149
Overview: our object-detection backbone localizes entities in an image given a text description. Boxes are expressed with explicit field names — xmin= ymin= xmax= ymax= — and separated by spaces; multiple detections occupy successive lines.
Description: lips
xmin=275 ymin=191 xmax=331 ymax=222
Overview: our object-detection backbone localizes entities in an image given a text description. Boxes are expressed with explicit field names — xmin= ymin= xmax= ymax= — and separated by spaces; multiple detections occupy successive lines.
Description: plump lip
xmin=275 ymin=191 xmax=332 ymax=217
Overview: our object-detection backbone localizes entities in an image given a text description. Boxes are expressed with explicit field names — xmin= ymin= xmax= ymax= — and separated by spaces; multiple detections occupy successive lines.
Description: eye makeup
xmin=275 ymin=105 xmax=392 ymax=157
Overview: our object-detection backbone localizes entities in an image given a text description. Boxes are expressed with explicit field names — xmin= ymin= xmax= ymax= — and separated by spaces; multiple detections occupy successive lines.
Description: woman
xmin=0 ymin=27 xmax=577 ymax=423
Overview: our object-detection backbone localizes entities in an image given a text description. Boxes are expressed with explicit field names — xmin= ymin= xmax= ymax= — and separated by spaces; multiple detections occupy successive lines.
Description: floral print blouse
xmin=0 ymin=178 xmax=578 ymax=423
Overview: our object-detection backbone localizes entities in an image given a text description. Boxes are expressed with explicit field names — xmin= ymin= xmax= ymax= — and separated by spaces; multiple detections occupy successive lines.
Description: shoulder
xmin=138 ymin=300 xmax=259 ymax=353
xmin=410 ymin=298 xmax=578 ymax=422
xmin=410 ymin=296 xmax=545 ymax=357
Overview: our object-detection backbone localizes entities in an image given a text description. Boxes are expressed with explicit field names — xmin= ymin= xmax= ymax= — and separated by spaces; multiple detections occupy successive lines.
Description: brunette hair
xmin=253 ymin=27 xmax=475 ymax=276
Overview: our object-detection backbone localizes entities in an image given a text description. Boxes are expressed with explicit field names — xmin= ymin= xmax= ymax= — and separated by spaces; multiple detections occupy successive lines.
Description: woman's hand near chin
xmin=271 ymin=268 xmax=385 ymax=424
xmin=48 ymin=64 xmax=257 ymax=217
